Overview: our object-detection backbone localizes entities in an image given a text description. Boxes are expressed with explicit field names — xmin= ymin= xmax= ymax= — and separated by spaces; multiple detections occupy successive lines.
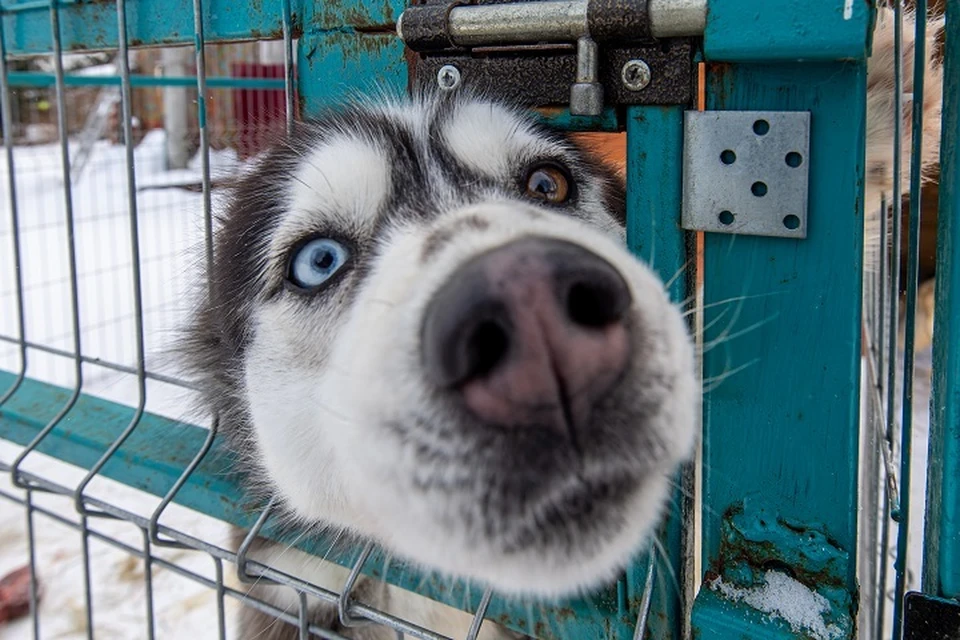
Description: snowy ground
xmin=0 ymin=132 xmax=251 ymax=639
xmin=0 ymin=131 xmax=936 ymax=638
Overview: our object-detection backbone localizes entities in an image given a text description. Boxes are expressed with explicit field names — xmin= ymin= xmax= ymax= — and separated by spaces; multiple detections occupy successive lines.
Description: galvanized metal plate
xmin=682 ymin=110 xmax=810 ymax=238
xmin=903 ymin=592 xmax=960 ymax=640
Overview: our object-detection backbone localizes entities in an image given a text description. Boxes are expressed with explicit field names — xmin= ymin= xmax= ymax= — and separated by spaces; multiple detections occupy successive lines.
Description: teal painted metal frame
xmin=692 ymin=2 xmax=872 ymax=636
xmin=625 ymin=105 xmax=693 ymax=640
xmin=7 ymin=0 xmax=957 ymax=637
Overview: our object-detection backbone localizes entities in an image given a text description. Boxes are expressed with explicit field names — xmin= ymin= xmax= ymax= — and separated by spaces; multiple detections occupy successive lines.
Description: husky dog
xmin=180 ymin=93 xmax=698 ymax=637
xmin=179 ymin=7 xmax=944 ymax=638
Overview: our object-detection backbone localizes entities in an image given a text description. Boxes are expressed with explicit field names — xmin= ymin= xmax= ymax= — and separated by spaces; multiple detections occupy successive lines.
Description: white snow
xmin=709 ymin=570 xmax=844 ymax=640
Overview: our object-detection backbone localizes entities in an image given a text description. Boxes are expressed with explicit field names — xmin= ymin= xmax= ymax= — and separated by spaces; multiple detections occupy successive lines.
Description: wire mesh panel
xmin=0 ymin=0 xmax=957 ymax=639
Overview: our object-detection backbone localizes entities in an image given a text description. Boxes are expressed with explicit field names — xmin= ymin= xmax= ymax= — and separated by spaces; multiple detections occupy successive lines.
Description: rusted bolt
xmin=621 ymin=59 xmax=651 ymax=92
xmin=437 ymin=65 xmax=462 ymax=91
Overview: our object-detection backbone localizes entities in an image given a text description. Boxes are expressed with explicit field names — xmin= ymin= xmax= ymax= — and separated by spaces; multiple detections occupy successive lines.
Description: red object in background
xmin=0 ymin=565 xmax=36 ymax=625
xmin=231 ymin=63 xmax=292 ymax=160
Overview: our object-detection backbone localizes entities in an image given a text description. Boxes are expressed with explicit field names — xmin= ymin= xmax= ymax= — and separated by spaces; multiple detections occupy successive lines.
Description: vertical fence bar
xmin=879 ymin=6 xmax=905 ymax=635
xmin=148 ymin=0 xmax=220 ymax=548
xmin=71 ymin=0 xmax=149 ymax=517
xmin=892 ymin=0 xmax=927 ymax=633
xmin=213 ymin=556 xmax=227 ymax=639
xmin=142 ymin=529 xmax=156 ymax=640
xmin=193 ymin=0 xmax=212 ymax=252
xmin=0 ymin=5 xmax=27 ymax=408
xmin=625 ymin=104 xmax=689 ymax=640
xmin=79 ymin=514 xmax=94 ymax=639
xmin=24 ymin=489 xmax=40 ymax=639
xmin=924 ymin=0 xmax=960 ymax=601
xmin=281 ymin=0 xmax=294 ymax=133
xmin=9 ymin=0 xmax=84 ymax=490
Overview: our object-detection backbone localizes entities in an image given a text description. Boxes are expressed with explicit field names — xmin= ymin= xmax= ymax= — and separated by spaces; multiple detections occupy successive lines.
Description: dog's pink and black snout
xmin=421 ymin=237 xmax=632 ymax=435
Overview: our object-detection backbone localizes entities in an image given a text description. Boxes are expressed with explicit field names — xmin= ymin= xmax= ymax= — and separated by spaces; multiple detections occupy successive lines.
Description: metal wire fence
xmin=0 ymin=0 xmax=957 ymax=638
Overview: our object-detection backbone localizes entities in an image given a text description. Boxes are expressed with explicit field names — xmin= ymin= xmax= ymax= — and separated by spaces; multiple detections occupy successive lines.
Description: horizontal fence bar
xmin=0 ymin=0 xmax=403 ymax=56
xmin=0 ymin=333 xmax=200 ymax=391
xmin=5 ymin=71 xmax=286 ymax=89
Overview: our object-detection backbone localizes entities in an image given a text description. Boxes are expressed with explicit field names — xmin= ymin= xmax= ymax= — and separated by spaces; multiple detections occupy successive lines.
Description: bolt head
xmin=621 ymin=59 xmax=651 ymax=92
xmin=437 ymin=64 xmax=461 ymax=91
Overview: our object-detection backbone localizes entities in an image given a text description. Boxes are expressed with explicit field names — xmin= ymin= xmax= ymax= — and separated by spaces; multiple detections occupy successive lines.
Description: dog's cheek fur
xmin=241 ymin=286 xmax=374 ymax=529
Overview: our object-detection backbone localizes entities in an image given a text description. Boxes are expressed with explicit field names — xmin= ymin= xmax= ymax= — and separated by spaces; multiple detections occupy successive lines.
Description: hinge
xmin=396 ymin=0 xmax=705 ymax=115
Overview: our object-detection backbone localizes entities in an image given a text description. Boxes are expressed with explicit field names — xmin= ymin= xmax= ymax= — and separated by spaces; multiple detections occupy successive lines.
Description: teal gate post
xmin=690 ymin=0 xmax=873 ymax=637
xmin=626 ymin=104 xmax=692 ymax=640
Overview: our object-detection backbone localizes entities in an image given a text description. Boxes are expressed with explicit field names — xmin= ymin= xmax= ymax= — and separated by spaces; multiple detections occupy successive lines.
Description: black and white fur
xmin=179 ymin=92 xmax=698 ymax=637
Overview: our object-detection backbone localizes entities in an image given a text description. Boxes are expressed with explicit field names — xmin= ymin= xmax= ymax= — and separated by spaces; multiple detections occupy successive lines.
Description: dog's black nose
xmin=421 ymin=236 xmax=632 ymax=435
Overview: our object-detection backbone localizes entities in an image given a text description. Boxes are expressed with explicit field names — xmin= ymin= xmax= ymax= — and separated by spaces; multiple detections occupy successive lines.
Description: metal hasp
xmin=903 ymin=593 xmax=960 ymax=640
xmin=682 ymin=110 xmax=810 ymax=239
xmin=397 ymin=0 xmax=705 ymax=115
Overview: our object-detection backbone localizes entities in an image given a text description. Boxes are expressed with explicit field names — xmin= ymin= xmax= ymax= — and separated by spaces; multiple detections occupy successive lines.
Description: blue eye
xmin=288 ymin=238 xmax=350 ymax=290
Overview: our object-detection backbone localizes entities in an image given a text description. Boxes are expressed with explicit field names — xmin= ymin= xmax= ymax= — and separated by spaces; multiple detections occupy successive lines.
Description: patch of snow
xmin=709 ymin=570 xmax=844 ymax=640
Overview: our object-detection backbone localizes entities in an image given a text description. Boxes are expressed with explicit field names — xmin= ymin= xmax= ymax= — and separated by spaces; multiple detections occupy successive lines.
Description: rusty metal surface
xmin=587 ymin=0 xmax=651 ymax=43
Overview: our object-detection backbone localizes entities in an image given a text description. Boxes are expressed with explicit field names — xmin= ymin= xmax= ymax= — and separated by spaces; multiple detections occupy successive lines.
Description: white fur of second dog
xmin=864 ymin=7 xmax=943 ymax=259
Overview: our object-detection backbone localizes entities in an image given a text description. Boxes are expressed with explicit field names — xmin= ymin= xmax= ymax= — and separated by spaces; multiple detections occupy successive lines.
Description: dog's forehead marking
xmin=440 ymin=101 xmax=561 ymax=178
xmin=280 ymin=132 xmax=392 ymax=242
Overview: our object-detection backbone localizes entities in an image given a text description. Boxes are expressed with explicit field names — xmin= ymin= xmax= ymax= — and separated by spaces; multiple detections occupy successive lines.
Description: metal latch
xmin=682 ymin=110 xmax=811 ymax=239
xmin=397 ymin=0 xmax=706 ymax=115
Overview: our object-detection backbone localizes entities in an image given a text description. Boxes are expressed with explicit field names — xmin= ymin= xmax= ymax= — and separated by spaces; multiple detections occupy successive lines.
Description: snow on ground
xmin=710 ymin=570 xmax=844 ymax=640
xmin=0 ymin=130 xmax=937 ymax=638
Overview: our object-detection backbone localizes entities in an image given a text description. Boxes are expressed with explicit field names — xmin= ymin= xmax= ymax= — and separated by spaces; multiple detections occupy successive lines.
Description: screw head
xmin=437 ymin=64 xmax=461 ymax=91
xmin=621 ymin=59 xmax=651 ymax=92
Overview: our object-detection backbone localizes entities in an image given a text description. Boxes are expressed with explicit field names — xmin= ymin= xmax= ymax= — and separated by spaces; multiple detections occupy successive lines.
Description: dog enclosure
xmin=0 ymin=0 xmax=957 ymax=638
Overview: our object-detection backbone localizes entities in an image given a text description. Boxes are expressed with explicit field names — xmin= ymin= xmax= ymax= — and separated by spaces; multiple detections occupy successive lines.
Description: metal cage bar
xmin=625 ymin=103 xmax=691 ymax=640
xmin=891 ymin=0 xmax=929 ymax=634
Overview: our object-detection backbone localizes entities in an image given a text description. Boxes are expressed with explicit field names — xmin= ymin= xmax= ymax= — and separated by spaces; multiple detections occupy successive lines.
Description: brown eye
xmin=524 ymin=164 xmax=571 ymax=204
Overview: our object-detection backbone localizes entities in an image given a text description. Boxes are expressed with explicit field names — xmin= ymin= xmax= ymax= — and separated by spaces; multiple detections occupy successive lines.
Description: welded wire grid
xmin=860 ymin=1 xmax=944 ymax=639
